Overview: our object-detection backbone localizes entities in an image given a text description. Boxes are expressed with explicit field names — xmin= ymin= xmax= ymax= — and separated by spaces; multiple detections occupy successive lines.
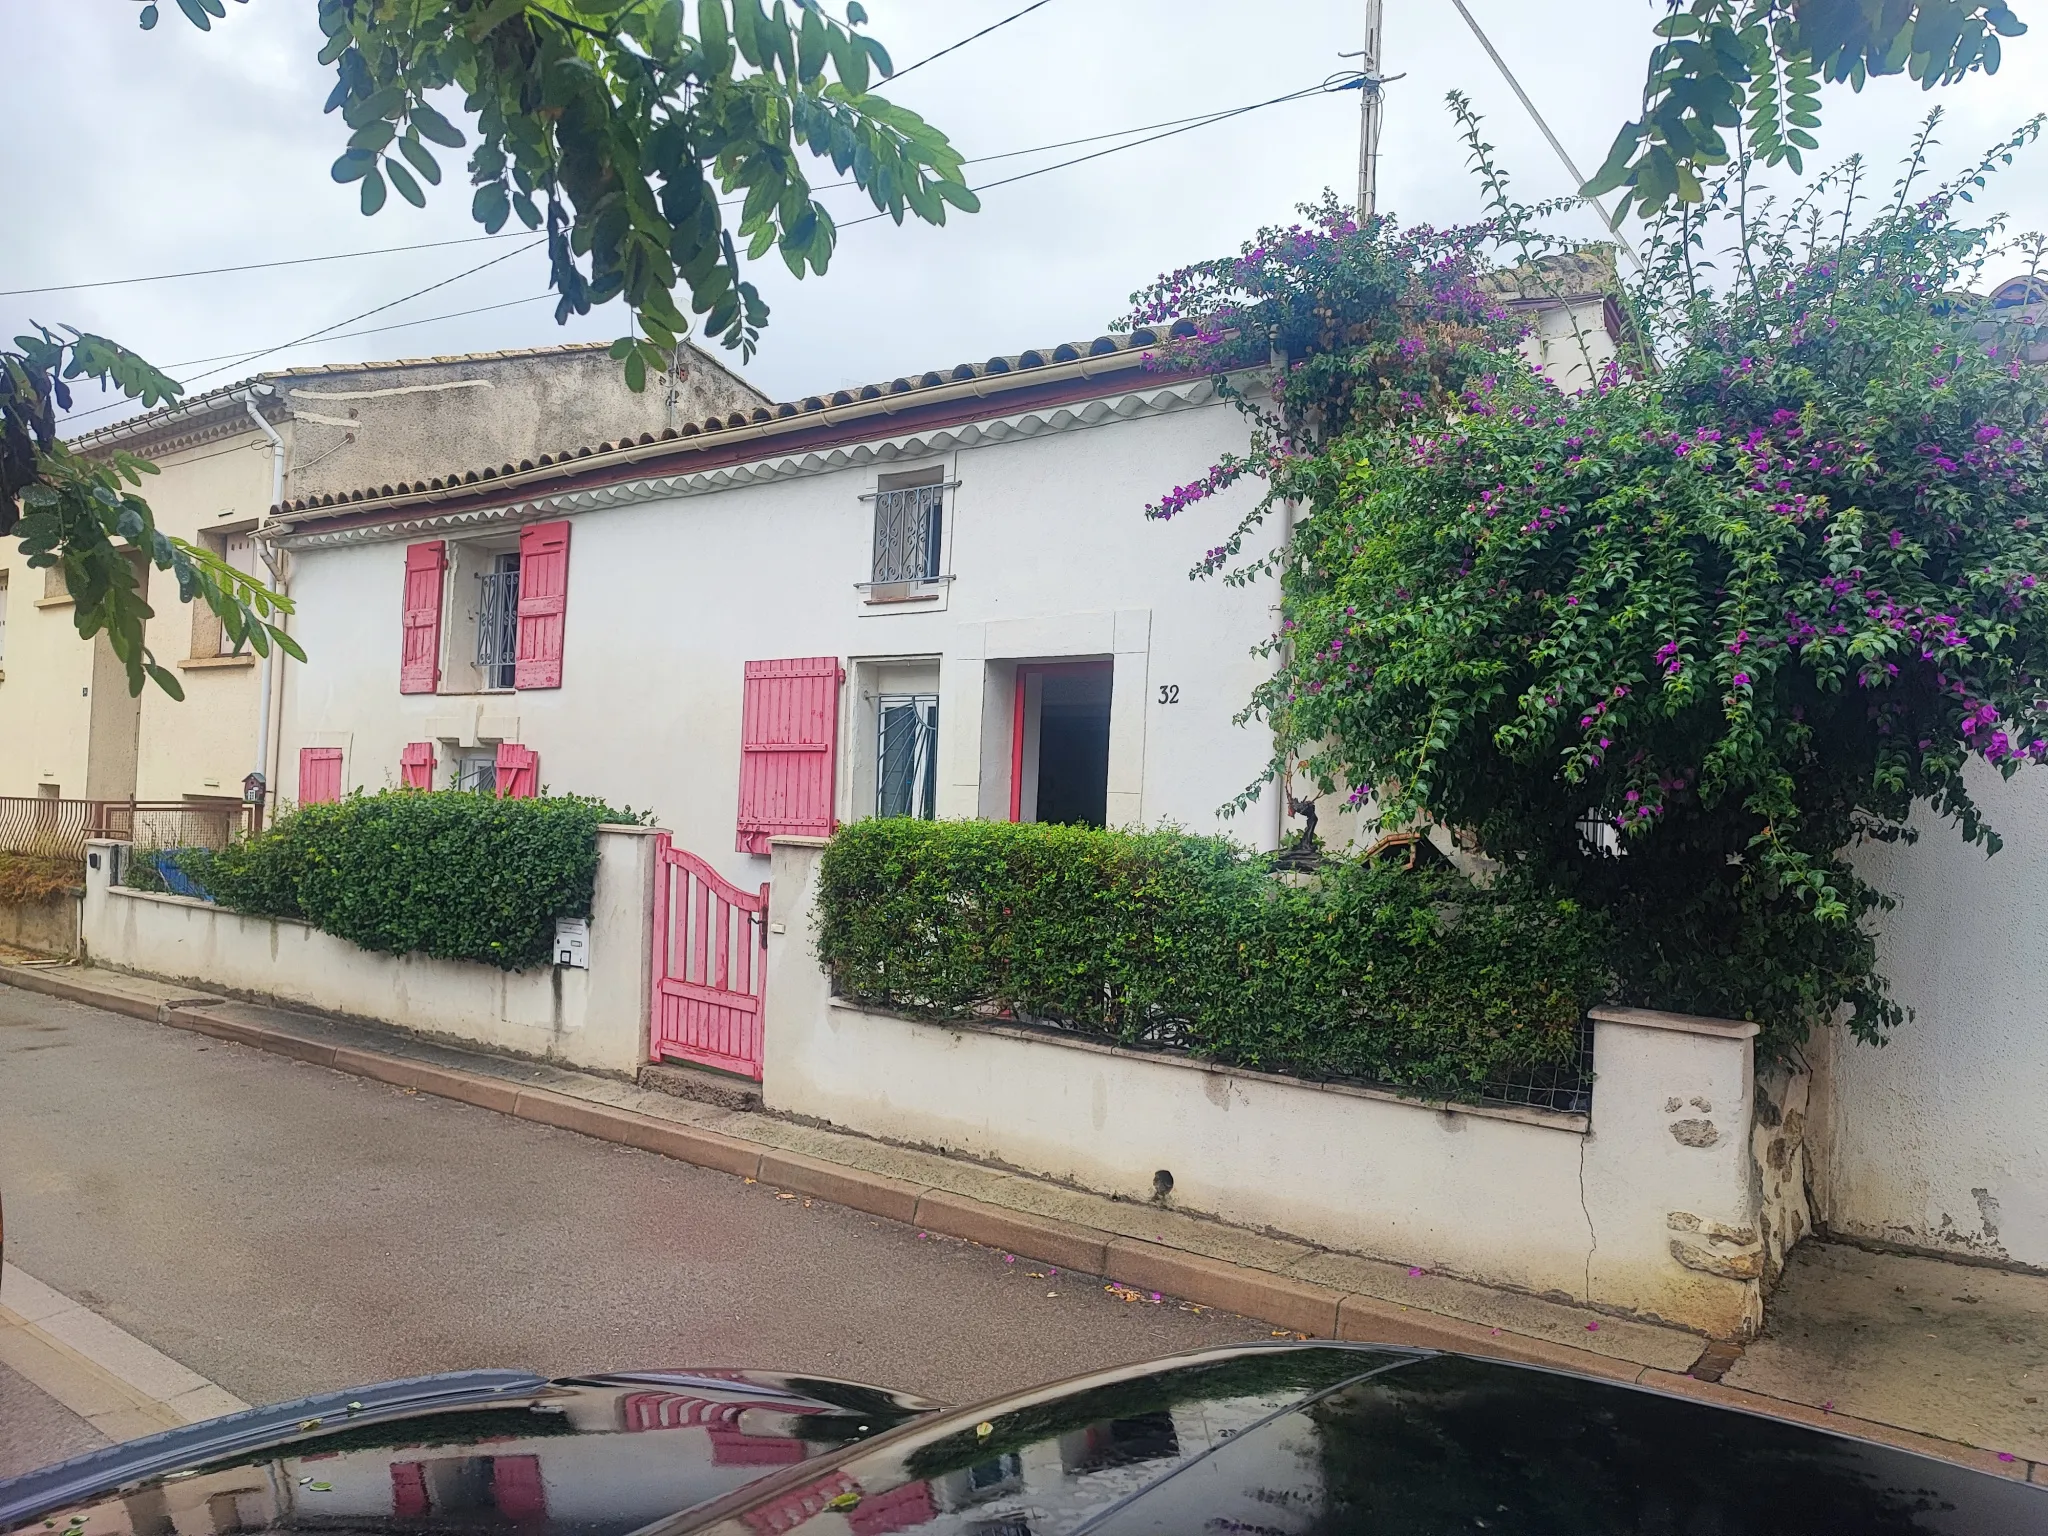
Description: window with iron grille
xmin=476 ymin=552 xmax=521 ymax=690
xmin=877 ymin=693 xmax=938 ymax=819
xmin=452 ymin=750 xmax=497 ymax=793
xmin=871 ymin=482 xmax=944 ymax=585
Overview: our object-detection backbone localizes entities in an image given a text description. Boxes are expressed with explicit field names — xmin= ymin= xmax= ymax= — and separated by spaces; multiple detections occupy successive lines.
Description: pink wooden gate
xmin=650 ymin=833 xmax=770 ymax=1079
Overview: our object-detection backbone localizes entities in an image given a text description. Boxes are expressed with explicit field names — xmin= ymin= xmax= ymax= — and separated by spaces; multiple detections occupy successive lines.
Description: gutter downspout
xmin=245 ymin=395 xmax=286 ymax=810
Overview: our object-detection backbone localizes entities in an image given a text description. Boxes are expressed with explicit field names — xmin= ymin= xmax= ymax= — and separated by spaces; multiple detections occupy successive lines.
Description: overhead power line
xmin=1445 ymin=0 xmax=1642 ymax=272
xmin=56 ymin=80 xmax=1339 ymax=430
xmin=0 ymin=232 xmax=530 ymax=301
xmin=836 ymin=78 xmax=1337 ymax=228
xmin=61 ymin=240 xmax=546 ymax=426
xmin=160 ymin=293 xmax=555 ymax=371
xmin=887 ymin=0 xmax=1056 ymax=82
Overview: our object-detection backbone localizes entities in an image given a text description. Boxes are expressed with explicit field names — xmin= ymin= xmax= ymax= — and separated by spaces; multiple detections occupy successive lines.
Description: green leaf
xmin=409 ymin=101 xmax=467 ymax=147
xmin=139 ymin=4 xmax=159 ymax=28
xmin=623 ymin=350 xmax=648 ymax=392
xmin=331 ymin=149 xmax=375 ymax=183
xmin=473 ymin=181 xmax=511 ymax=232
xmin=360 ymin=165 xmax=388 ymax=215
xmin=698 ymin=0 xmax=733 ymax=71
xmin=175 ymin=0 xmax=211 ymax=28
xmin=398 ymin=134 xmax=442 ymax=185
xmin=385 ymin=158 xmax=426 ymax=207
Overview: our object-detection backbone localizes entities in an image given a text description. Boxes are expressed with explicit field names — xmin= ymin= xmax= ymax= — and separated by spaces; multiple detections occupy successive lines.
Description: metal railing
xmin=0 ymin=797 xmax=98 ymax=860
xmin=869 ymin=483 xmax=944 ymax=585
xmin=477 ymin=563 xmax=521 ymax=689
xmin=0 ymin=797 xmax=257 ymax=861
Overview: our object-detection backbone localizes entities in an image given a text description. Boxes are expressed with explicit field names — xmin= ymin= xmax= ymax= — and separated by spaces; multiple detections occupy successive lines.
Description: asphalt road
xmin=0 ymin=985 xmax=1271 ymax=1414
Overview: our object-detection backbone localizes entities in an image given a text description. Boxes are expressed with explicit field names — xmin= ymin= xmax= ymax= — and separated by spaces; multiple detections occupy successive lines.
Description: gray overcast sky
xmin=4 ymin=0 xmax=2043 ymax=429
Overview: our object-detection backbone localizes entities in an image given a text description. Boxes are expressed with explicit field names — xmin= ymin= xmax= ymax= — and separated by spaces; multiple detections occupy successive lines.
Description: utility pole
xmin=1356 ymin=0 xmax=1385 ymax=220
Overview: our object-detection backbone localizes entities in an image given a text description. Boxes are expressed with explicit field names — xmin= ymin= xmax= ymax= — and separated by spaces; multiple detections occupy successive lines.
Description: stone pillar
xmin=1583 ymin=1006 xmax=1768 ymax=1338
xmin=576 ymin=824 xmax=662 ymax=1073
xmin=761 ymin=836 xmax=832 ymax=1111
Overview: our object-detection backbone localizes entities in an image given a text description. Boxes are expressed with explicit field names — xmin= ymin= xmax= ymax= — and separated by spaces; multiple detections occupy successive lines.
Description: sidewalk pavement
xmin=2 ymin=959 xmax=2041 ymax=1483
xmin=0 ymin=1260 xmax=249 ymax=1478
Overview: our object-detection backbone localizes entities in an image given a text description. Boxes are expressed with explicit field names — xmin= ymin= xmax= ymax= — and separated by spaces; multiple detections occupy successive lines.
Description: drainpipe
xmin=244 ymin=394 xmax=286 ymax=809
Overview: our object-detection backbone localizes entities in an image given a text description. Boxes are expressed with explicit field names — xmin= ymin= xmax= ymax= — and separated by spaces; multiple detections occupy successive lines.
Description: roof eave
xmin=275 ymin=344 xmax=1202 ymax=533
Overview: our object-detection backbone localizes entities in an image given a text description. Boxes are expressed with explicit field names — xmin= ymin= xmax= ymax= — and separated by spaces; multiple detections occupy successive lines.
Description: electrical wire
xmin=887 ymin=0 xmax=1055 ymax=82
xmin=158 ymin=293 xmax=555 ymax=371
xmin=15 ymin=100 xmax=1337 ymax=305
xmin=1445 ymin=0 xmax=1641 ymax=271
xmin=60 ymin=240 xmax=546 ymax=426
xmin=0 ymin=232 xmax=531 ymax=301
xmin=56 ymin=80 xmax=1336 ymax=428
xmin=836 ymin=79 xmax=1337 ymax=228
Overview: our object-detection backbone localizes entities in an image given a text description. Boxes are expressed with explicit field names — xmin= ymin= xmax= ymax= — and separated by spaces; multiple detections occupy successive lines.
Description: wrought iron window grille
xmin=476 ymin=553 xmax=521 ymax=690
xmin=868 ymin=481 xmax=950 ymax=586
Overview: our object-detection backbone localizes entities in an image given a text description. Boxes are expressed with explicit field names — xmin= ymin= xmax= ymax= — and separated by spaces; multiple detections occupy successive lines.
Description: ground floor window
xmin=877 ymin=693 xmax=938 ymax=819
xmin=452 ymin=750 xmax=497 ymax=793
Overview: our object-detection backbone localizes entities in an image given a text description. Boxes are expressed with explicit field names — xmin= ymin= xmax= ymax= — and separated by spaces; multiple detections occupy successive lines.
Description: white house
xmin=270 ymin=333 xmax=1294 ymax=888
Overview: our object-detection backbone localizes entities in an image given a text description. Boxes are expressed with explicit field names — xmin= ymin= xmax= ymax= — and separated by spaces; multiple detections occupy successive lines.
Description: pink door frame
xmin=649 ymin=833 xmax=771 ymax=1079
xmin=1007 ymin=660 xmax=1111 ymax=823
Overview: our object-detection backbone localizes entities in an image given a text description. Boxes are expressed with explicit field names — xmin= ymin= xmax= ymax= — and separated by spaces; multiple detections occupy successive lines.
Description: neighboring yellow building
xmin=0 ymin=341 xmax=763 ymax=808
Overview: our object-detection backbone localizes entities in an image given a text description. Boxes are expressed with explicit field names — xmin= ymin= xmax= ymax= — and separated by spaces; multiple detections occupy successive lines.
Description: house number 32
xmin=1157 ymin=684 xmax=1180 ymax=704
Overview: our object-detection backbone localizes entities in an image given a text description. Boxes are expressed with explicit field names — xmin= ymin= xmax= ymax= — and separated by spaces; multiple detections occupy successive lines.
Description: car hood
xmin=4 ymin=1345 xmax=2044 ymax=1535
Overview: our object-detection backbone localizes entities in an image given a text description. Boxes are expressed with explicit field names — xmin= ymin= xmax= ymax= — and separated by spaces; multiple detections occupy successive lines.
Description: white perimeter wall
xmin=1820 ymin=762 xmax=2048 ymax=1269
xmin=278 ymin=395 xmax=1284 ymax=895
xmin=78 ymin=829 xmax=656 ymax=1074
xmin=764 ymin=839 xmax=1771 ymax=1338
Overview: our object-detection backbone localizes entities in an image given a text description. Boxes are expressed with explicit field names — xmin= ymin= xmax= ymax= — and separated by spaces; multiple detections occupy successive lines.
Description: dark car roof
xmin=5 ymin=1345 xmax=2043 ymax=1536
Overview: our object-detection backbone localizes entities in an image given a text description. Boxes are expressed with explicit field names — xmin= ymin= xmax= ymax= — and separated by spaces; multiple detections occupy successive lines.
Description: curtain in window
xmin=877 ymin=695 xmax=938 ymax=819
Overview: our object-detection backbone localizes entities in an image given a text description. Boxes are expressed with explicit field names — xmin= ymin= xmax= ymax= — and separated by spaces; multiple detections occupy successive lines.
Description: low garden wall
xmin=0 ymin=852 xmax=83 ymax=956
xmin=79 ymin=829 xmax=657 ymax=1074
xmin=765 ymin=836 xmax=1786 ymax=1338
xmin=0 ymin=889 xmax=80 ymax=956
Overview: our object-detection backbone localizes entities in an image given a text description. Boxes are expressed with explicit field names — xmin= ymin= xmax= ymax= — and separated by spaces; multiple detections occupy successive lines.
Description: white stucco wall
xmin=78 ymin=828 xmax=656 ymax=1074
xmin=278 ymin=389 xmax=1287 ymax=892
xmin=763 ymin=839 xmax=1768 ymax=1337
xmin=1819 ymin=763 xmax=2048 ymax=1269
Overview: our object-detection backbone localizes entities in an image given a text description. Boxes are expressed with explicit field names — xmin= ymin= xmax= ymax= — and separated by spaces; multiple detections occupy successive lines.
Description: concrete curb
xmin=0 ymin=1263 xmax=250 ymax=1441
xmin=2 ymin=963 xmax=2036 ymax=1480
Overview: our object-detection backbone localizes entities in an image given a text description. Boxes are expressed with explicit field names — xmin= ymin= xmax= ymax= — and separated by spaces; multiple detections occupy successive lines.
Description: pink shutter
xmin=390 ymin=1463 xmax=429 ymax=1518
xmin=400 ymin=741 xmax=435 ymax=790
xmin=736 ymin=656 xmax=842 ymax=854
xmin=490 ymin=1456 xmax=546 ymax=1520
xmin=400 ymin=541 xmax=446 ymax=694
xmin=496 ymin=742 xmax=538 ymax=799
xmin=514 ymin=520 xmax=570 ymax=690
xmin=299 ymin=747 xmax=343 ymax=805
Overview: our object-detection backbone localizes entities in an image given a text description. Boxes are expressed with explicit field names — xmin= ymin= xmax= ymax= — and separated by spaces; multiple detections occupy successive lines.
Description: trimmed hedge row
xmin=815 ymin=819 xmax=1613 ymax=1098
xmin=173 ymin=790 xmax=642 ymax=970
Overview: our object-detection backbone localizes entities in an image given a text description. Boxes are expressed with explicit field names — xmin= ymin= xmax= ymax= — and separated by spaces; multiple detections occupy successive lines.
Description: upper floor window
xmin=863 ymin=469 xmax=949 ymax=604
xmin=476 ymin=552 xmax=521 ymax=691
xmin=190 ymin=527 xmax=258 ymax=659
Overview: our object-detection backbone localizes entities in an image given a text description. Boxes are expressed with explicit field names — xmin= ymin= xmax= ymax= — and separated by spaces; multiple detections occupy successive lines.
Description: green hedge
xmin=175 ymin=790 xmax=643 ymax=970
xmin=816 ymin=819 xmax=1612 ymax=1098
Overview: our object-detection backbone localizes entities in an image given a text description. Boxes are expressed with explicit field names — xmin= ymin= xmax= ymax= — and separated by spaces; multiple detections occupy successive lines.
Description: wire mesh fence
xmin=1477 ymin=1014 xmax=1596 ymax=1115
xmin=97 ymin=800 xmax=254 ymax=852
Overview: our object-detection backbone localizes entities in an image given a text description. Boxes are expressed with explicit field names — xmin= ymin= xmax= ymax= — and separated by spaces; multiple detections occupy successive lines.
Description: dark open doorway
xmin=1011 ymin=660 xmax=1112 ymax=828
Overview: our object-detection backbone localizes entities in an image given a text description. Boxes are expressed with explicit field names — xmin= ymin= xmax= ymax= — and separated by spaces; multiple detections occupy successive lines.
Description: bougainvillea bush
xmin=1135 ymin=107 xmax=2047 ymax=1051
